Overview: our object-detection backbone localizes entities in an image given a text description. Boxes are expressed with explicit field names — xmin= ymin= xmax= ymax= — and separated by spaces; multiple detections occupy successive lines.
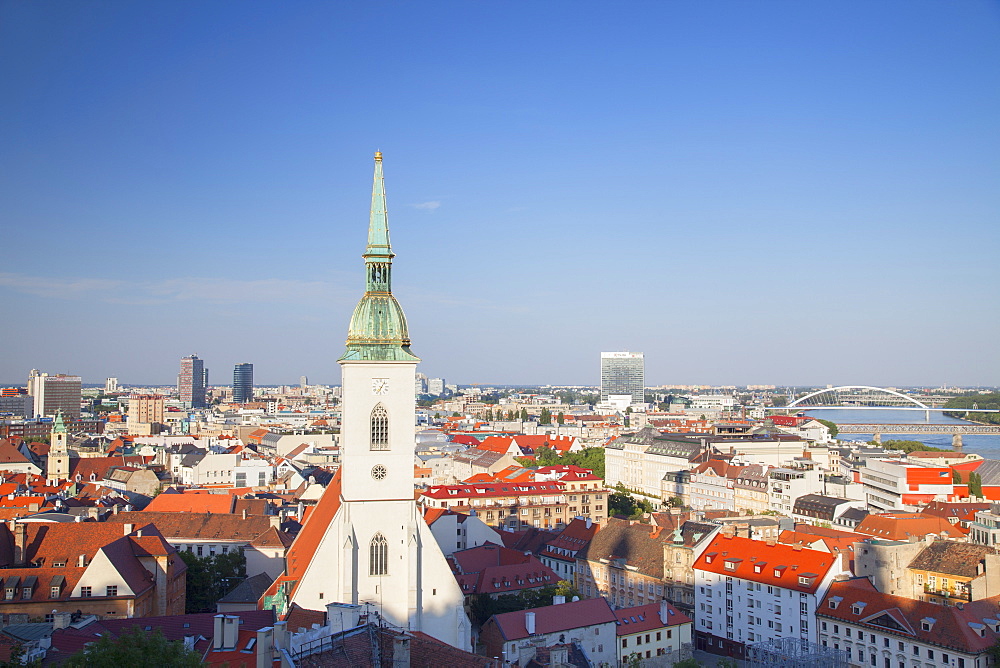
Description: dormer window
xmin=828 ymin=596 xmax=842 ymax=609
xmin=851 ymin=602 xmax=866 ymax=615
xmin=921 ymin=617 xmax=936 ymax=632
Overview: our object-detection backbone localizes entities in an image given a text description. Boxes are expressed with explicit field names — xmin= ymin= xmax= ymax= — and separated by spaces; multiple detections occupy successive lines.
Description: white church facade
xmin=260 ymin=153 xmax=471 ymax=650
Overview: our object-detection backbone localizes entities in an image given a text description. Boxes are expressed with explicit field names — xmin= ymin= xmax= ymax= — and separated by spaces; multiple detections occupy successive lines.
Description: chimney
xmin=272 ymin=621 xmax=288 ymax=653
xmin=553 ymin=595 xmax=566 ymax=605
xmin=659 ymin=600 xmax=669 ymax=625
xmin=213 ymin=615 xmax=225 ymax=650
xmin=255 ymin=627 xmax=273 ymax=668
xmin=221 ymin=615 xmax=239 ymax=650
xmin=392 ymin=633 xmax=411 ymax=667
xmin=52 ymin=611 xmax=72 ymax=629
xmin=585 ymin=517 xmax=592 ymax=529
xmin=525 ymin=611 xmax=536 ymax=635
xmin=242 ymin=508 xmax=248 ymax=520
xmin=13 ymin=523 xmax=26 ymax=566
xmin=123 ymin=523 xmax=135 ymax=535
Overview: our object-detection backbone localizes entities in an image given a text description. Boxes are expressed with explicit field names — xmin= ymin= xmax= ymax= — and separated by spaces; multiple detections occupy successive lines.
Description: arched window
xmin=370 ymin=404 xmax=389 ymax=450
xmin=369 ymin=533 xmax=388 ymax=576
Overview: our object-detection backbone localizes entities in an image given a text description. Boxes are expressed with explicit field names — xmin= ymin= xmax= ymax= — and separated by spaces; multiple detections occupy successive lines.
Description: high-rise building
xmin=271 ymin=152 xmax=470 ymax=650
xmin=178 ymin=355 xmax=206 ymax=408
xmin=427 ymin=377 xmax=446 ymax=395
xmin=233 ymin=363 xmax=254 ymax=403
xmin=600 ymin=351 xmax=645 ymax=404
xmin=127 ymin=394 xmax=165 ymax=425
xmin=299 ymin=375 xmax=308 ymax=389
xmin=105 ymin=377 xmax=118 ymax=393
xmin=27 ymin=371 xmax=82 ymax=419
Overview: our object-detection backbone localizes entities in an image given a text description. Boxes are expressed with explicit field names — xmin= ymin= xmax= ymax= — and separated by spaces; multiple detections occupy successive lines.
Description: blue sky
xmin=2 ymin=1 xmax=998 ymax=387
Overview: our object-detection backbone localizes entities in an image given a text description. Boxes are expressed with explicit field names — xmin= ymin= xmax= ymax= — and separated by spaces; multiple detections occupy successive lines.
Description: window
xmin=622 ymin=639 xmax=628 ymax=648
xmin=370 ymin=404 xmax=389 ymax=450
xmin=369 ymin=533 xmax=388 ymax=575
xmin=50 ymin=586 xmax=60 ymax=598
xmin=106 ymin=586 xmax=117 ymax=597
xmin=81 ymin=586 xmax=92 ymax=598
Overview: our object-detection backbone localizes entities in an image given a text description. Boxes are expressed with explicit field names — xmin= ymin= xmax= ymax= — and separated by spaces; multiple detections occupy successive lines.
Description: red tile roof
xmin=820 ymin=577 xmax=1000 ymax=654
xmin=693 ymin=533 xmax=839 ymax=594
xmin=855 ymin=512 xmax=966 ymax=540
xmin=614 ymin=601 xmax=691 ymax=635
xmin=488 ymin=598 xmax=617 ymax=641
xmin=144 ymin=492 xmax=235 ymax=514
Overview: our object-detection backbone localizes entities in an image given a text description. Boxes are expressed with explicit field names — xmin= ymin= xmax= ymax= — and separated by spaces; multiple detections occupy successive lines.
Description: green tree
xmin=882 ymin=440 xmax=947 ymax=453
xmin=539 ymin=408 xmax=552 ymax=425
xmin=672 ymin=659 xmax=702 ymax=668
xmin=556 ymin=412 xmax=564 ymax=425
xmin=63 ymin=627 xmax=201 ymax=667
xmin=970 ymin=472 xmax=984 ymax=498
xmin=180 ymin=549 xmax=247 ymax=613
xmin=519 ymin=408 xmax=529 ymax=421
xmin=953 ymin=468 xmax=962 ymax=484
xmin=816 ymin=418 xmax=839 ymax=437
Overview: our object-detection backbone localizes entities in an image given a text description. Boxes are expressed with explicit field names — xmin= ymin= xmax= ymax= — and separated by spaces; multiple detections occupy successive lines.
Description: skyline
xmin=2 ymin=2 xmax=999 ymax=387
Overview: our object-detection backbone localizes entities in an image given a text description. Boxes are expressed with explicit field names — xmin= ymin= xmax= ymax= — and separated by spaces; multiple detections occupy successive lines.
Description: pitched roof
xmin=576 ymin=518 xmax=669 ymax=579
xmin=693 ymin=533 xmax=839 ymax=594
xmin=614 ymin=601 xmax=691 ymax=635
xmin=217 ymin=572 xmax=276 ymax=604
xmin=908 ymin=540 xmax=996 ymax=578
xmin=47 ymin=610 xmax=276 ymax=662
xmin=249 ymin=526 xmax=295 ymax=548
xmin=280 ymin=467 xmax=342 ymax=600
xmin=488 ymin=598 xmax=616 ymax=641
xmin=855 ymin=513 xmax=966 ymax=541
xmin=108 ymin=511 xmax=274 ymax=542
xmin=819 ymin=577 xmax=1000 ymax=654
xmin=144 ymin=491 xmax=236 ymax=514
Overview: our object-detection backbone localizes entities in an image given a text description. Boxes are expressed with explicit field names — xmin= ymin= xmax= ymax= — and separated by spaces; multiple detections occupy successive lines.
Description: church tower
xmin=47 ymin=410 xmax=70 ymax=483
xmin=275 ymin=153 xmax=471 ymax=650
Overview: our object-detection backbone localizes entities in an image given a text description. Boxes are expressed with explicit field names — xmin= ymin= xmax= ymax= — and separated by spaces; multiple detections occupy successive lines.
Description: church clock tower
xmin=277 ymin=153 xmax=471 ymax=651
xmin=338 ymin=150 xmax=420 ymax=503
xmin=47 ymin=410 xmax=70 ymax=483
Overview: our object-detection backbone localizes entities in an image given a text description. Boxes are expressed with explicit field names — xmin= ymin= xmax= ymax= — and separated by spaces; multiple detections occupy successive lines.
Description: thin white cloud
xmin=0 ymin=272 xmax=347 ymax=306
xmin=411 ymin=200 xmax=441 ymax=211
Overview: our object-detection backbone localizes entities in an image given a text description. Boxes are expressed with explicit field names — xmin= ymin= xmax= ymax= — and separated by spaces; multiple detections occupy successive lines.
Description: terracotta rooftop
xmin=144 ymin=492 xmax=236 ymax=514
xmin=488 ymin=598 xmax=617 ymax=641
xmin=108 ymin=511 xmax=274 ymax=543
xmin=820 ymin=577 xmax=1000 ymax=654
xmin=614 ymin=601 xmax=691 ymax=635
xmin=693 ymin=533 xmax=839 ymax=594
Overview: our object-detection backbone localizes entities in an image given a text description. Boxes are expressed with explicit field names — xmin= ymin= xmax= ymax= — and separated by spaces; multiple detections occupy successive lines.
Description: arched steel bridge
xmin=768 ymin=385 xmax=1000 ymax=450
xmin=765 ymin=385 xmax=997 ymax=412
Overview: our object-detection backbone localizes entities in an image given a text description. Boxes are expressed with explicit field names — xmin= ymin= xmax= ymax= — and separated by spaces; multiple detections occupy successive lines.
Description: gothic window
xmin=370 ymin=404 xmax=389 ymax=450
xmin=370 ymin=533 xmax=388 ymax=576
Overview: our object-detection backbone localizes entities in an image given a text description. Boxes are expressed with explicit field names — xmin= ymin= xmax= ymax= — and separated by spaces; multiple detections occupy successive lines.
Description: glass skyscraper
xmin=233 ymin=362 xmax=254 ymax=403
xmin=600 ymin=351 xmax=645 ymax=404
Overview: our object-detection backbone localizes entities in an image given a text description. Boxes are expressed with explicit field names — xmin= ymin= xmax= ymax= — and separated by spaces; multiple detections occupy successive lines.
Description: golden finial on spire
xmin=374 ymin=150 xmax=382 ymax=161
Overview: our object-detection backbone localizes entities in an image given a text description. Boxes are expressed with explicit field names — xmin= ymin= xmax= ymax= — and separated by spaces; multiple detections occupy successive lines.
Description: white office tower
xmin=263 ymin=153 xmax=471 ymax=650
xmin=600 ymin=351 xmax=645 ymax=407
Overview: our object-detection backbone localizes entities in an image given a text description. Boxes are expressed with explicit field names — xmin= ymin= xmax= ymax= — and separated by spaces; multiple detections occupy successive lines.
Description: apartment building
xmin=420 ymin=477 xmax=607 ymax=531
xmin=819 ymin=577 xmax=1000 ymax=668
xmin=692 ymin=531 xmax=848 ymax=660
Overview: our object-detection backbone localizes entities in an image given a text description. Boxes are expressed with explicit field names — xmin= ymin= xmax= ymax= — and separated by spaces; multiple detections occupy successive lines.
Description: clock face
xmin=372 ymin=378 xmax=389 ymax=395
xmin=371 ymin=465 xmax=387 ymax=480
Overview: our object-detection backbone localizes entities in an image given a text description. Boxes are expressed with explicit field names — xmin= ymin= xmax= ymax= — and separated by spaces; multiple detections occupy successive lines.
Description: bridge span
xmin=835 ymin=423 xmax=1000 ymax=450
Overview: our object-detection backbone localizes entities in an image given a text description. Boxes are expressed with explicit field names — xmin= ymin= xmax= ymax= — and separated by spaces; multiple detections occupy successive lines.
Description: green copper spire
xmin=52 ymin=410 xmax=67 ymax=433
xmin=339 ymin=152 xmax=420 ymax=363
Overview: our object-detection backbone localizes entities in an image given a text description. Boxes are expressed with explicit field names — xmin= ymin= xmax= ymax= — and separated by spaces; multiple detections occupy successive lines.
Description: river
xmin=804 ymin=408 xmax=1000 ymax=461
